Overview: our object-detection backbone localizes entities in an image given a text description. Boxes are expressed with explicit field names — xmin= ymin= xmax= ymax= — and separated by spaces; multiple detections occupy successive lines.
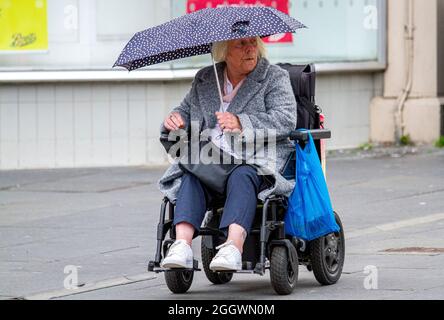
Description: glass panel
xmin=278 ymin=0 xmax=380 ymax=64
xmin=0 ymin=0 xmax=172 ymax=71
xmin=0 ymin=0 xmax=383 ymax=71
xmin=171 ymin=0 xmax=382 ymax=68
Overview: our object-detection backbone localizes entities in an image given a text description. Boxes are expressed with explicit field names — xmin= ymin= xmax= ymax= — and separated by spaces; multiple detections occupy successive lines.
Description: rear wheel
xmin=164 ymin=270 xmax=194 ymax=294
xmin=201 ymin=236 xmax=233 ymax=284
xmin=270 ymin=246 xmax=298 ymax=295
xmin=309 ymin=212 xmax=345 ymax=285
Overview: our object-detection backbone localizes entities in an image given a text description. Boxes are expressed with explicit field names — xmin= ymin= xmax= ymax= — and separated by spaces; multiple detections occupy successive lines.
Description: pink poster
xmin=186 ymin=0 xmax=293 ymax=43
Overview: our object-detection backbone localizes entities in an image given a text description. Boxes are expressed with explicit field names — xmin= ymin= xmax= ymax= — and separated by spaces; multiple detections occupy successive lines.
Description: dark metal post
xmin=256 ymin=199 xmax=270 ymax=275
xmin=154 ymin=198 xmax=169 ymax=264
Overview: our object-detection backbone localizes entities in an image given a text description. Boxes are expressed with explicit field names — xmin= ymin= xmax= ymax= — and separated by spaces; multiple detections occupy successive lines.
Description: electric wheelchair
xmin=148 ymin=64 xmax=345 ymax=295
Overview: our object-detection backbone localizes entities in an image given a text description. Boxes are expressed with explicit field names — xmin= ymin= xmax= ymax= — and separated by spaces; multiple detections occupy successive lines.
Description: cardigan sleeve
xmin=160 ymin=77 xmax=198 ymax=134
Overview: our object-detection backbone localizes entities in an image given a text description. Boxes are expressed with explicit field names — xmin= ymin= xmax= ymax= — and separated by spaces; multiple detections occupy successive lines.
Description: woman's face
xmin=225 ymin=37 xmax=259 ymax=75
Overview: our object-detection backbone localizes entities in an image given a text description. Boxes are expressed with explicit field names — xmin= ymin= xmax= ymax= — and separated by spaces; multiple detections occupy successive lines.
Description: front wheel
xmin=270 ymin=246 xmax=298 ymax=295
xmin=164 ymin=270 xmax=194 ymax=294
xmin=309 ymin=212 xmax=345 ymax=285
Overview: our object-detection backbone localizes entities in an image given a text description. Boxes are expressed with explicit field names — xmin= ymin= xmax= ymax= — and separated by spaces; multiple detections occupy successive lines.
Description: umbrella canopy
xmin=113 ymin=6 xmax=305 ymax=71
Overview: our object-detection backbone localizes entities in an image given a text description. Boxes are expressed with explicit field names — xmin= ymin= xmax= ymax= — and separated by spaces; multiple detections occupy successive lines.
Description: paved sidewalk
xmin=1 ymin=147 xmax=444 ymax=300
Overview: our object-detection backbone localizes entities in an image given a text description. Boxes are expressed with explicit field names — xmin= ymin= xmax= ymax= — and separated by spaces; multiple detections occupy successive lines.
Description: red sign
xmin=186 ymin=0 xmax=293 ymax=43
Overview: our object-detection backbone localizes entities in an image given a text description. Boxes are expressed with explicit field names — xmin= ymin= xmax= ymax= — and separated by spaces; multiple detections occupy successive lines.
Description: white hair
xmin=211 ymin=36 xmax=267 ymax=62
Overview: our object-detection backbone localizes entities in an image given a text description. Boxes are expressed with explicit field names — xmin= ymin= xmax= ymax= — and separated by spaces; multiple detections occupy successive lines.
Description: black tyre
xmin=309 ymin=212 xmax=345 ymax=285
xmin=164 ymin=270 xmax=194 ymax=294
xmin=201 ymin=237 xmax=233 ymax=284
xmin=270 ymin=246 xmax=298 ymax=295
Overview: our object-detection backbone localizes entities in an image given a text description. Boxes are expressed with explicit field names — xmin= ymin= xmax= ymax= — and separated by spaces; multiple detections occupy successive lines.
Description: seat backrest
xmin=277 ymin=63 xmax=323 ymax=180
xmin=277 ymin=63 xmax=320 ymax=131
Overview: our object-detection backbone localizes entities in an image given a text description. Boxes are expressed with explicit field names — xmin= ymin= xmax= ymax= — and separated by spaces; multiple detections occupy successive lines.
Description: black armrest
xmin=163 ymin=129 xmax=331 ymax=143
xmin=289 ymin=129 xmax=331 ymax=142
xmin=160 ymin=132 xmax=175 ymax=142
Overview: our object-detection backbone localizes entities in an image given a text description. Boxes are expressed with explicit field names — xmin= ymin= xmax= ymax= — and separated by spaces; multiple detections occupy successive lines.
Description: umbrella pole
xmin=211 ymin=51 xmax=225 ymax=110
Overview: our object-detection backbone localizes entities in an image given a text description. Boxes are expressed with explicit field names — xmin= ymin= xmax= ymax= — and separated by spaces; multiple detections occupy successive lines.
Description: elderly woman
xmin=159 ymin=36 xmax=297 ymax=271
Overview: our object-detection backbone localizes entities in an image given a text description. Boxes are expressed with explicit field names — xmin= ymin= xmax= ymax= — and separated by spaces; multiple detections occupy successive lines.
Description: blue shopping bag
xmin=284 ymin=131 xmax=340 ymax=241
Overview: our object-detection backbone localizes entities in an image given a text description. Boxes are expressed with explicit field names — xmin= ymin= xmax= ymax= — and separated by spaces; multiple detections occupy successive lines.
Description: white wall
xmin=370 ymin=0 xmax=441 ymax=143
xmin=317 ymin=72 xmax=383 ymax=149
xmin=0 ymin=81 xmax=187 ymax=169
xmin=0 ymin=73 xmax=380 ymax=170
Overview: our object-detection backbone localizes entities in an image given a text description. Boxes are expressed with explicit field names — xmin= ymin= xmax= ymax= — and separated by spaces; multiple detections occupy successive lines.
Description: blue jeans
xmin=174 ymin=165 xmax=263 ymax=236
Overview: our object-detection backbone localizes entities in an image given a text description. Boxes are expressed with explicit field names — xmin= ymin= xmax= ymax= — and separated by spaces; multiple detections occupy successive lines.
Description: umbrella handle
xmin=211 ymin=49 xmax=225 ymax=111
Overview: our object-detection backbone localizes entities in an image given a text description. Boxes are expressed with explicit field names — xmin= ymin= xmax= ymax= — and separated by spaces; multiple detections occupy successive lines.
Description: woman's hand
xmin=216 ymin=112 xmax=242 ymax=133
xmin=164 ymin=112 xmax=185 ymax=131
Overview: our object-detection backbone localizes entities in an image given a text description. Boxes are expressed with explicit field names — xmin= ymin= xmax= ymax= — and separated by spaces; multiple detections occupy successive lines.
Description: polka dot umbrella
xmin=114 ymin=6 xmax=305 ymax=71
xmin=113 ymin=6 xmax=305 ymax=104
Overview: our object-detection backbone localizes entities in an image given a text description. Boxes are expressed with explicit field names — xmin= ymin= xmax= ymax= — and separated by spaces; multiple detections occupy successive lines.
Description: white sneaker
xmin=209 ymin=240 xmax=242 ymax=271
xmin=160 ymin=240 xmax=193 ymax=269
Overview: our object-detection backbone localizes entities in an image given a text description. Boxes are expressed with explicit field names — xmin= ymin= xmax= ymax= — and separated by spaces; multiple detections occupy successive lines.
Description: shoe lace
xmin=215 ymin=240 xmax=237 ymax=258
xmin=167 ymin=240 xmax=187 ymax=256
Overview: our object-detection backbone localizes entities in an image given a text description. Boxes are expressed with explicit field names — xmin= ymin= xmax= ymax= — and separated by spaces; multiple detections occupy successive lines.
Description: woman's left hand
xmin=216 ymin=112 xmax=242 ymax=133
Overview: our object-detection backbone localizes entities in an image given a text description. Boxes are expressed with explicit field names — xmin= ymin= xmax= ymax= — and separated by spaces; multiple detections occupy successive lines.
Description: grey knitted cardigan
xmin=158 ymin=58 xmax=297 ymax=202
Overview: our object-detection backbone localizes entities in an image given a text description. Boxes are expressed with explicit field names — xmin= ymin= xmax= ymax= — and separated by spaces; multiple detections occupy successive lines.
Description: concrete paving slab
xmin=1 ymin=147 xmax=443 ymax=299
